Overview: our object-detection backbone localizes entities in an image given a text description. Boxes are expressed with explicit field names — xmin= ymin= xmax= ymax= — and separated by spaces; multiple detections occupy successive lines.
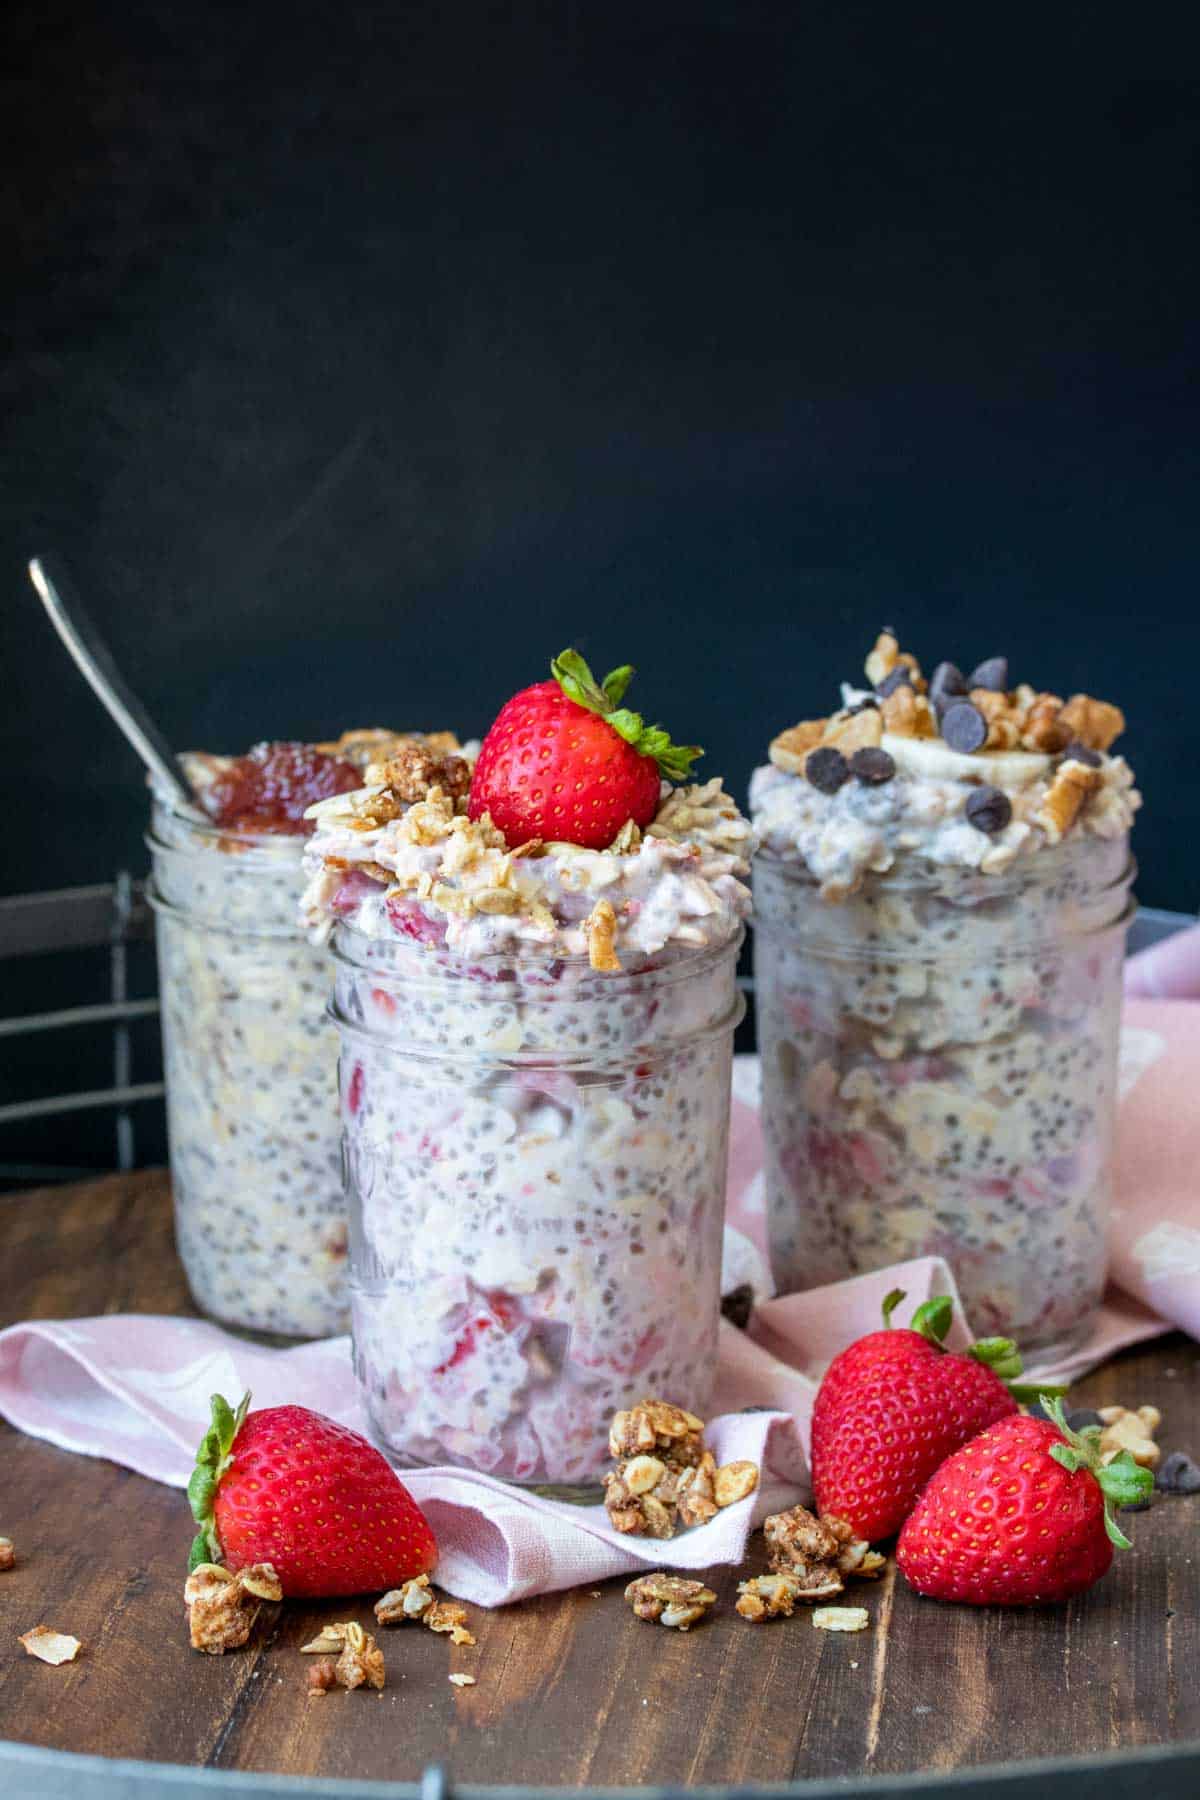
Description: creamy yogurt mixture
xmin=303 ymin=753 xmax=753 ymax=1482
xmin=150 ymin=731 xmax=459 ymax=1338
xmin=750 ymin=636 xmax=1139 ymax=1351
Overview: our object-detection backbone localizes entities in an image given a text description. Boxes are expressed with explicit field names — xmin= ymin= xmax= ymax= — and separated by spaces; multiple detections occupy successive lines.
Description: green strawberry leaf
xmin=602 ymin=664 xmax=635 ymax=707
xmin=188 ymin=1529 xmax=216 ymax=1573
xmin=1042 ymin=1395 xmax=1152 ymax=1551
xmin=881 ymin=1287 xmax=907 ymax=1327
xmin=185 ymin=1390 xmax=251 ymax=1573
xmin=549 ymin=648 xmax=703 ymax=784
xmin=909 ymin=1296 xmax=953 ymax=1346
xmin=1006 ymin=1381 xmax=1069 ymax=1404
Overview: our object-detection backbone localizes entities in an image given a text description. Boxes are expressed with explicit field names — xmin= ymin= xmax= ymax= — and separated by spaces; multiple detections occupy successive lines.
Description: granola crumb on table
xmin=813 ymin=1606 xmax=870 ymax=1633
xmin=624 ymin=1574 xmax=717 ymax=1631
xmin=184 ymin=1562 xmax=282 ymax=1655
xmin=298 ymin=1621 xmax=386 ymax=1690
xmin=0 ymin=1537 xmax=14 ymax=1572
xmin=375 ymin=1575 xmax=477 ymax=1646
xmin=18 ymin=1626 xmax=82 ymax=1665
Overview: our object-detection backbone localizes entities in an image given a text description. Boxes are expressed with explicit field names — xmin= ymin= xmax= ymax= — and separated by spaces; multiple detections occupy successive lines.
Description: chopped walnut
xmin=1058 ymin=694 xmax=1125 ymax=752
xmin=813 ymin=1606 xmax=870 ymax=1632
xmin=184 ymin=1562 xmax=282 ymax=1655
xmin=1020 ymin=692 xmax=1071 ymax=753
xmin=609 ymin=1399 xmax=705 ymax=1468
xmin=714 ymin=1461 xmax=760 ymax=1509
xmin=1035 ymin=758 xmax=1103 ymax=843
xmin=768 ymin=721 xmax=826 ymax=775
xmin=880 ymin=687 xmax=937 ymax=739
xmin=624 ymin=1574 xmax=716 ymax=1631
xmin=299 ymin=1621 xmax=385 ymax=1690
xmin=969 ymin=688 xmax=1024 ymax=750
xmin=317 ymin=728 xmax=463 ymax=771
xmin=823 ymin=708 xmax=884 ymax=754
xmin=1097 ymin=1404 xmax=1162 ymax=1470
xmin=19 ymin=1626 xmax=82 ymax=1665
xmin=0 ymin=1537 xmax=14 ymax=1572
xmin=865 ymin=632 xmax=926 ymax=693
xmin=584 ymin=897 xmax=622 ymax=973
xmin=735 ymin=1571 xmax=832 ymax=1620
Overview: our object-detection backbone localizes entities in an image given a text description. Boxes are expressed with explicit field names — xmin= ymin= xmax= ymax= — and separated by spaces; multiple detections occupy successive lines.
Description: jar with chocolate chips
xmin=748 ymin=635 xmax=1140 ymax=1355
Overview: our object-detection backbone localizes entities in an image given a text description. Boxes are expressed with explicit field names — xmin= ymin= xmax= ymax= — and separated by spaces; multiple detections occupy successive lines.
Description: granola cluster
xmin=603 ymin=1399 xmax=759 ymax=1541
xmin=736 ymin=1506 xmax=883 ymax=1621
xmin=375 ymin=1574 xmax=476 ymax=1646
xmin=1096 ymin=1404 xmax=1162 ymax=1470
xmin=0 ymin=1536 xmax=14 ymax=1573
xmin=623 ymin=1574 xmax=717 ymax=1632
xmin=300 ymin=1620 xmax=386 ymax=1691
xmin=184 ymin=1561 xmax=282 ymax=1655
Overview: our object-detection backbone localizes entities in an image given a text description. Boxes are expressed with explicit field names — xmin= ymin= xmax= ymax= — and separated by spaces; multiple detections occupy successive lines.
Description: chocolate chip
xmin=875 ymin=666 xmax=913 ymax=698
xmin=929 ymin=661 xmax=968 ymax=708
xmin=847 ymin=696 xmax=881 ymax=715
xmin=805 ymin=747 xmax=850 ymax=794
xmin=969 ymin=656 xmax=1008 ymax=691
xmin=849 ymin=747 xmax=896 ymax=785
xmin=1066 ymin=1408 xmax=1103 ymax=1431
xmin=1063 ymin=740 xmax=1102 ymax=768
xmin=942 ymin=701 xmax=988 ymax=753
xmin=965 ymin=786 xmax=1013 ymax=834
xmin=1156 ymin=1451 xmax=1200 ymax=1495
xmin=721 ymin=1284 xmax=755 ymax=1330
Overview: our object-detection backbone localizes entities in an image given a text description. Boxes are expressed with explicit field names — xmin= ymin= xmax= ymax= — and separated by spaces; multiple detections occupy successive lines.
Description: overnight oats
xmin=750 ymin=634 xmax=1139 ymax=1355
xmin=149 ymin=730 xmax=468 ymax=1338
xmin=303 ymin=653 xmax=752 ymax=1485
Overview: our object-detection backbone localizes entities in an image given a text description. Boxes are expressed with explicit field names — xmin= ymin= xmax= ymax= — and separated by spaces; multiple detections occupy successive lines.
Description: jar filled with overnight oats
xmin=331 ymin=929 xmax=744 ymax=1487
xmin=148 ymin=732 xmax=465 ymax=1338
xmin=751 ymin=633 xmax=1141 ymax=1357
xmin=302 ymin=652 xmax=756 ymax=1484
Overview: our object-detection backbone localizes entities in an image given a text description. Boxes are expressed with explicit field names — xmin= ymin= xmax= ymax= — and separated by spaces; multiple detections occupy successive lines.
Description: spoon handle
xmin=29 ymin=553 xmax=198 ymax=812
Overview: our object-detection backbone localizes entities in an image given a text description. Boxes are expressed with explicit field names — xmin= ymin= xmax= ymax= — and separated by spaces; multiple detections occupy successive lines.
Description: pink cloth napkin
xmin=2 ymin=934 xmax=1197 ymax=1607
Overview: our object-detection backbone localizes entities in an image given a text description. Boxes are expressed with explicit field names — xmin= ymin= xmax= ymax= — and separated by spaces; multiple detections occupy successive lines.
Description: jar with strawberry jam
xmin=148 ymin=732 xmax=459 ymax=1338
xmin=751 ymin=633 xmax=1140 ymax=1357
xmin=303 ymin=651 xmax=754 ymax=1483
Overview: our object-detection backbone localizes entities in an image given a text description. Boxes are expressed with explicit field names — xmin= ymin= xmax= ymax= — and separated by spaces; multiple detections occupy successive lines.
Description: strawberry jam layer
xmin=205 ymin=742 xmax=361 ymax=835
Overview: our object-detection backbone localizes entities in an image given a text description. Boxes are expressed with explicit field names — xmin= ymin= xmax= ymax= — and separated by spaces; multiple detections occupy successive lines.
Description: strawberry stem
xmin=550 ymin=649 xmax=702 ymax=783
xmin=1042 ymin=1394 xmax=1153 ymax=1548
xmin=887 ymin=1295 xmax=1070 ymax=1400
xmin=187 ymin=1390 xmax=251 ymax=1572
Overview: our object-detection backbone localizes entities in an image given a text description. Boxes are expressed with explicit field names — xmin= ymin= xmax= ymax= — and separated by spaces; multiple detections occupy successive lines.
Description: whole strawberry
xmin=897 ymin=1397 xmax=1153 ymax=1604
xmin=187 ymin=1393 xmax=437 ymax=1597
xmin=468 ymin=649 xmax=701 ymax=850
xmin=810 ymin=1290 xmax=1059 ymax=1542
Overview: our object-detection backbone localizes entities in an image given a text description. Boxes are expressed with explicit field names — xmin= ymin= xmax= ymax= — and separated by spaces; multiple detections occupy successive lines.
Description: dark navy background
xmin=2 ymin=3 xmax=1198 ymax=1169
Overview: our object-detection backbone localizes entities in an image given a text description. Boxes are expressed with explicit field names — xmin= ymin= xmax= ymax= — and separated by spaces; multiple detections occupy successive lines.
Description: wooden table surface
xmin=1 ymin=1169 xmax=1198 ymax=1790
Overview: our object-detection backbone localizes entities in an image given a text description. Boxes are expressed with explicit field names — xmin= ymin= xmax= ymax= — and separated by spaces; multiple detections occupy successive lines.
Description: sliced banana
xmin=880 ymin=734 xmax=1051 ymax=789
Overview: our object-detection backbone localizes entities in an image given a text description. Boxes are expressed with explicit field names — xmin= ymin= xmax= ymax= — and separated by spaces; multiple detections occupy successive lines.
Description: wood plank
xmin=0 ymin=1172 xmax=1197 ymax=1785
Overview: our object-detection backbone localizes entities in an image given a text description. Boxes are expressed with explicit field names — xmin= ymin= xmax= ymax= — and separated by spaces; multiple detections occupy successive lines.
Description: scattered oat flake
xmin=448 ymin=1672 xmax=476 ymax=1687
xmin=20 ymin=1627 xmax=82 ymax=1665
xmin=813 ymin=1607 xmax=870 ymax=1633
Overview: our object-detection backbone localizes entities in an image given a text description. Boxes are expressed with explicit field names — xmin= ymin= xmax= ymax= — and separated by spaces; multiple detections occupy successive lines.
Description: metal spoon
xmin=29 ymin=553 xmax=199 ymax=812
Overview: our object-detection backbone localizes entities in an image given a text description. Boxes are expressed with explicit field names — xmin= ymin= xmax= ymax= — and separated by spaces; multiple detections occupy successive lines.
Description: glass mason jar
xmin=330 ymin=927 xmax=746 ymax=1487
xmin=752 ymin=837 xmax=1135 ymax=1357
xmin=147 ymin=797 xmax=348 ymax=1338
